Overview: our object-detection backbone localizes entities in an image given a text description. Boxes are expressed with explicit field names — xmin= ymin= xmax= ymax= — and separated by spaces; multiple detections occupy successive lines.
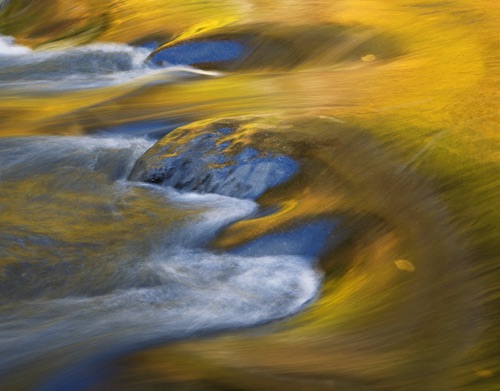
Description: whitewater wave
xmin=0 ymin=35 xmax=219 ymax=91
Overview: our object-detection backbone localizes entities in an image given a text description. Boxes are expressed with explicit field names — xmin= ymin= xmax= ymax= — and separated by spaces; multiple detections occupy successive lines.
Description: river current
xmin=0 ymin=1 xmax=498 ymax=390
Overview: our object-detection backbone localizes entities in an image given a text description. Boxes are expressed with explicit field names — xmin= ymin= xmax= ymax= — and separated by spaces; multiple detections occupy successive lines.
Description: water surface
xmin=0 ymin=1 xmax=498 ymax=390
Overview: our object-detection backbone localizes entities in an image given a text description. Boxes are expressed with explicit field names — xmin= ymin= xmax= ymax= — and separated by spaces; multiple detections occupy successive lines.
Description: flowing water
xmin=0 ymin=1 xmax=498 ymax=390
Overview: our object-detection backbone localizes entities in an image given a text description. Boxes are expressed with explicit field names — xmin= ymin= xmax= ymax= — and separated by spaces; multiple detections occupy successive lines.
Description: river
xmin=0 ymin=1 xmax=498 ymax=390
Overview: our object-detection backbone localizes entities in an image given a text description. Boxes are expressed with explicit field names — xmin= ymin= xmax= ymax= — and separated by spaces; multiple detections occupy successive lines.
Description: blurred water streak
xmin=0 ymin=1 xmax=498 ymax=390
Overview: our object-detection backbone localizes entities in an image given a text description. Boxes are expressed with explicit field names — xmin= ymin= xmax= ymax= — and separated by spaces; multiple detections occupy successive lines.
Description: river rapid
xmin=0 ymin=1 xmax=498 ymax=390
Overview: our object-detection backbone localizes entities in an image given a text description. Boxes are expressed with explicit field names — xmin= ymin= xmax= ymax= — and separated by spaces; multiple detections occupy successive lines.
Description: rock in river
xmin=128 ymin=117 xmax=298 ymax=200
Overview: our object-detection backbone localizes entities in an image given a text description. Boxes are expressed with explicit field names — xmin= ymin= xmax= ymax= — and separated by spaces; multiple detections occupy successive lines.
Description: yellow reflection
xmin=0 ymin=0 xmax=498 ymax=390
xmin=394 ymin=259 xmax=416 ymax=272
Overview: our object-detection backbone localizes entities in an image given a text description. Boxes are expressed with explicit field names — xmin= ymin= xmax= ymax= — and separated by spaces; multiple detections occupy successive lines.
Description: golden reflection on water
xmin=0 ymin=0 xmax=498 ymax=390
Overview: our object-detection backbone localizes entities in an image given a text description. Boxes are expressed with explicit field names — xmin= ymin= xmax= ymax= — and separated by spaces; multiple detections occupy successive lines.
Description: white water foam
xmin=0 ymin=35 xmax=219 ymax=91
xmin=0 ymin=136 xmax=322 ymax=385
xmin=0 ymin=187 xmax=322 ymax=383
xmin=0 ymin=35 xmax=31 ymax=56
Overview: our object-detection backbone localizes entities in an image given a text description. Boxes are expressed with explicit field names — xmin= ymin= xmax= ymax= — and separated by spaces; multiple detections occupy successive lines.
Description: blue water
xmin=148 ymin=40 xmax=245 ymax=66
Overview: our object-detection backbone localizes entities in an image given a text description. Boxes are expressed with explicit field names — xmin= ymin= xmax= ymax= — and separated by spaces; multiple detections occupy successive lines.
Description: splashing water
xmin=0 ymin=35 xmax=219 ymax=91
xmin=0 ymin=136 xmax=321 ymax=388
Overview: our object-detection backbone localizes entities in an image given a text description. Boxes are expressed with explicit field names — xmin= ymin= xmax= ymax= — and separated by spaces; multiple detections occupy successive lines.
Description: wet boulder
xmin=128 ymin=117 xmax=298 ymax=200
